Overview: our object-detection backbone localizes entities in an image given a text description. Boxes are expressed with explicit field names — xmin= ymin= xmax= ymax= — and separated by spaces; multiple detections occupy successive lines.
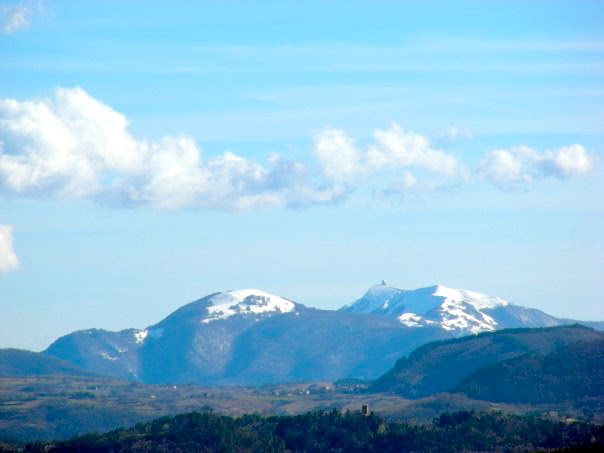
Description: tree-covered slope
xmin=454 ymin=338 xmax=604 ymax=404
xmin=370 ymin=324 xmax=604 ymax=398
xmin=19 ymin=410 xmax=604 ymax=453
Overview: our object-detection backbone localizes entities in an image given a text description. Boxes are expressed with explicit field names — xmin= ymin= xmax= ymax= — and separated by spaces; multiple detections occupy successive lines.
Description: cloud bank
xmin=0 ymin=87 xmax=593 ymax=210
xmin=0 ymin=225 xmax=19 ymax=273
xmin=0 ymin=87 xmax=344 ymax=209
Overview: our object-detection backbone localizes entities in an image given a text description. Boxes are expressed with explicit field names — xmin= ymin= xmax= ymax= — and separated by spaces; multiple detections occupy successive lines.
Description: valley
xmin=0 ymin=374 xmax=598 ymax=443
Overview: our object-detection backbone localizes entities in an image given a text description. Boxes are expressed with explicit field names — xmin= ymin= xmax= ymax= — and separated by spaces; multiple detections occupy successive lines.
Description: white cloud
xmin=313 ymin=124 xmax=462 ymax=192
xmin=479 ymin=145 xmax=592 ymax=187
xmin=538 ymin=144 xmax=591 ymax=178
xmin=0 ymin=225 xmax=19 ymax=273
xmin=0 ymin=87 xmax=593 ymax=209
xmin=0 ymin=87 xmax=342 ymax=210
xmin=0 ymin=87 xmax=142 ymax=197
xmin=1 ymin=2 xmax=30 ymax=34
xmin=368 ymin=124 xmax=459 ymax=175
xmin=1 ymin=0 xmax=43 ymax=34
xmin=313 ymin=129 xmax=362 ymax=183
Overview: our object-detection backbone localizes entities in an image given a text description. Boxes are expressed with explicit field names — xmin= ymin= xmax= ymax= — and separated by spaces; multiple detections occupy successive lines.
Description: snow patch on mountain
xmin=397 ymin=313 xmax=423 ymax=327
xmin=134 ymin=330 xmax=148 ymax=344
xmin=201 ymin=289 xmax=296 ymax=323
xmin=100 ymin=351 xmax=118 ymax=361
xmin=434 ymin=285 xmax=508 ymax=310
xmin=434 ymin=285 xmax=507 ymax=333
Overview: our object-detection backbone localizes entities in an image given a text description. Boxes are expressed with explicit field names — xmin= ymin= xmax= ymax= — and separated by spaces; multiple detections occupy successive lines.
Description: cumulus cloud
xmin=479 ymin=145 xmax=592 ymax=187
xmin=312 ymin=124 xmax=464 ymax=198
xmin=0 ymin=225 xmax=19 ymax=273
xmin=0 ymin=87 xmax=342 ymax=210
xmin=538 ymin=144 xmax=591 ymax=178
xmin=0 ymin=87 xmax=142 ymax=198
xmin=313 ymin=129 xmax=362 ymax=183
xmin=314 ymin=124 xmax=461 ymax=184
xmin=368 ymin=125 xmax=459 ymax=175
xmin=0 ymin=87 xmax=594 ymax=209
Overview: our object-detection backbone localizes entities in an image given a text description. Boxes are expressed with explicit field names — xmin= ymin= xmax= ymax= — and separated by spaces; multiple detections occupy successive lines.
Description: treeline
xmin=17 ymin=409 xmax=604 ymax=452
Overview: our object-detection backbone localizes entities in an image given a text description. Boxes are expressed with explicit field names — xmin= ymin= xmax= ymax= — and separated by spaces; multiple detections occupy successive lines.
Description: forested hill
xmin=455 ymin=337 xmax=604 ymax=404
xmin=18 ymin=410 xmax=604 ymax=453
xmin=370 ymin=324 xmax=604 ymax=398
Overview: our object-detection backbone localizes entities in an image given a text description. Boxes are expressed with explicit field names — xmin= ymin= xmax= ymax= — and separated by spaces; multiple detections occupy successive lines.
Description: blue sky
xmin=1 ymin=0 xmax=603 ymax=350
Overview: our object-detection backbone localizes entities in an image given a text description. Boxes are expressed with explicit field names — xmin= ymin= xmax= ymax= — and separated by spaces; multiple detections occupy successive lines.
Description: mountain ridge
xmin=340 ymin=282 xmax=590 ymax=334
xmin=42 ymin=285 xmax=603 ymax=386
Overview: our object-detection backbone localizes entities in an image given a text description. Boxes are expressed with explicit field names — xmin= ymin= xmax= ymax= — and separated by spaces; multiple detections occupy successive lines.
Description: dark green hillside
xmin=0 ymin=349 xmax=92 ymax=377
xmin=455 ymin=338 xmax=604 ymax=404
xmin=370 ymin=324 xmax=604 ymax=398
xmin=18 ymin=410 xmax=604 ymax=453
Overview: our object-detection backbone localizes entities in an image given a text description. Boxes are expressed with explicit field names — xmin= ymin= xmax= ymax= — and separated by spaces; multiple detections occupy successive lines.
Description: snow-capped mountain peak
xmin=344 ymin=282 xmax=403 ymax=313
xmin=342 ymin=283 xmax=510 ymax=334
xmin=201 ymin=289 xmax=296 ymax=323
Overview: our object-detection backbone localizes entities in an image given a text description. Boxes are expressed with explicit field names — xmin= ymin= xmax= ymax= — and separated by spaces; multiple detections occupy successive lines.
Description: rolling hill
xmin=370 ymin=324 xmax=604 ymax=398
xmin=454 ymin=337 xmax=604 ymax=404
xmin=0 ymin=349 xmax=93 ymax=377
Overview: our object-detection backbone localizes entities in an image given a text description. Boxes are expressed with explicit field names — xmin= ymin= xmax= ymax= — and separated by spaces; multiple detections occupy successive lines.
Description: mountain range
xmin=43 ymin=288 xmax=446 ymax=384
xmin=33 ymin=283 xmax=604 ymax=385
xmin=1 ymin=324 xmax=602 ymax=442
